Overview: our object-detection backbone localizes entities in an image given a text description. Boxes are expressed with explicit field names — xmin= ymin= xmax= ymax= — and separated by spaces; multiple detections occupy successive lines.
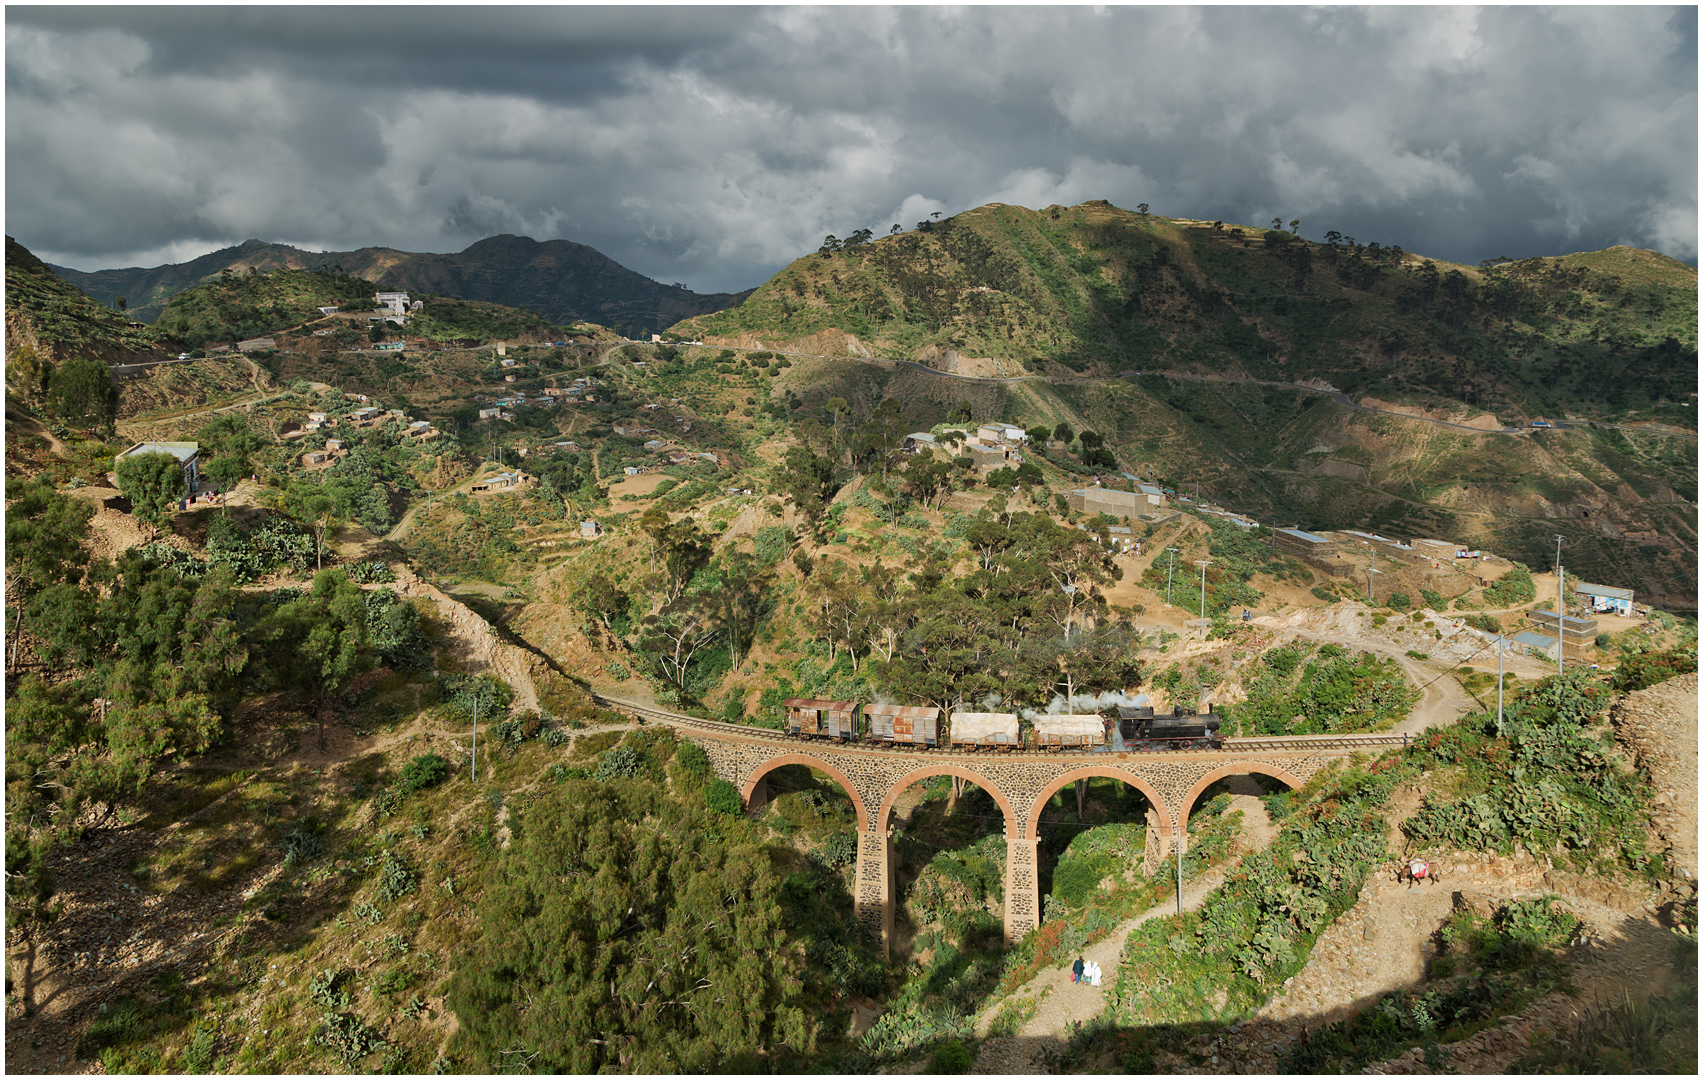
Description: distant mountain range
xmin=48 ymin=235 xmax=754 ymax=336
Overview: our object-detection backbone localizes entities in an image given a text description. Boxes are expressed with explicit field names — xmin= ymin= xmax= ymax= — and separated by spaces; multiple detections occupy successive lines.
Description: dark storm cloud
xmin=7 ymin=6 xmax=1694 ymax=292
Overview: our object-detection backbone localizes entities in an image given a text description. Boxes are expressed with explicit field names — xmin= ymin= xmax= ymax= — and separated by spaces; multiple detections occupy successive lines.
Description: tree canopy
xmin=45 ymin=355 xmax=119 ymax=434
xmin=447 ymin=781 xmax=813 ymax=1072
xmin=114 ymin=452 xmax=187 ymax=536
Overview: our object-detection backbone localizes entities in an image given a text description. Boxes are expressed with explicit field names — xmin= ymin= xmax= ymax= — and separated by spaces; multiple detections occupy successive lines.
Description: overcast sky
xmin=7 ymin=6 xmax=1696 ymax=292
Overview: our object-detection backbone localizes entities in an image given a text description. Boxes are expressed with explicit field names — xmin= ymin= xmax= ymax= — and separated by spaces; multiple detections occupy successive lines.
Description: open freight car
xmin=783 ymin=698 xmax=860 ymax=740
xmin=865 ymin=704 xmax=940 ymax=747
xmin=1032 ymin=713 xmax=1108 ymax=749
xmin=948 ymin=711 xmax=1020 ymax=750
xmin=1116 ymin=704 xmax=1223 ymax=750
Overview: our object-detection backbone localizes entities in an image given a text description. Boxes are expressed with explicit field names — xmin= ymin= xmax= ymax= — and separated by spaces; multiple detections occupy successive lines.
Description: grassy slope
xmin=5 ymin=236 xmax=175 ymax=361
xmin=678 ymin=202 xmax=1697 ymax=419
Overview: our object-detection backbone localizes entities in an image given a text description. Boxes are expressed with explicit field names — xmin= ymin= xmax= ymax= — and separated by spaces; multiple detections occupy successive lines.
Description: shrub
xmin=1311 ymin=586 xmax=1337 ymax=603
xmin=706 ymin=778 xmax=743 ymax=815
xmin=676 ymin=741 xmax=710 ymax=778
xmin=310 ymin=968 xmax=354 ymax=1011
xmin=1384 ymin=592 xmax=1411 ymax=611
xmin=1594 ymin=632 xmax=1613 ymax=649
xmin=281 ymin=819 xmax=326 ymax=866
xmin=1483 ymin=562 xmax=1536 ymax=606
xmin=377 ymin=851 xmax=417 ymax=901
xmin=930 ymin=1040 xmax=973 ymax=1073
xmin=1421 ymin=588 xmax=1447 ymax=611
xmin=492 ymin=710 xmax=545 ymax=745
xmin=396 ymin=753 xmax=450 ymax=796
xmin=314 ymin=1011 xmax=386 ymax=1066
xmin=345 ymin=560 xmax=396 ymax=584
xmin=593 ymin=745 xmax=645 ymax=781
xmin=1611 ymin=646 xmax=1696 ymax=692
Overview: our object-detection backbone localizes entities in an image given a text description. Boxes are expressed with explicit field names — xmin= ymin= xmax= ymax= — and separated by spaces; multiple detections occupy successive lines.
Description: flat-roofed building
xmin=1511 ymin=631 xmax=1560 ymax=661
xmin=1526 ymin=608 xmax=1598 ymax=644
xmin=1274 ymin=528 xmax=1338 ymax=558
xmin=1572 ymin=581 xmax=1635 ymax=616
xmin=115 ymin=441 xmax=200 ymax=495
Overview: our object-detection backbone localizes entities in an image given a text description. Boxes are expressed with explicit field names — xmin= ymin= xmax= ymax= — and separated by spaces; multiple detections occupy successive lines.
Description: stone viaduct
xmin=592 ymin=696 xmax=1405 ymax=954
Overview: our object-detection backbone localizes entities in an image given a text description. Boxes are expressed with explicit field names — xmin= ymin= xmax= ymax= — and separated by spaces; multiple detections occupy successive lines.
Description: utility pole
xmin=1165 ymin=547 xmax=1180 ymax=605
xmin=1196 ymin=558 xmax=1212 ymax=638
xmin=1555 ymin=535 xmax=1565 ymax=678
xmin=472 ymin=695 xmax=478 ymax=784
xmin=1367 ymin=565 xmax=1381 ymax=604
xmin=1496 ymin=637 xmax=1506 ymax=734
xmin=1176 ymin=822 xmax=1185 ymax=915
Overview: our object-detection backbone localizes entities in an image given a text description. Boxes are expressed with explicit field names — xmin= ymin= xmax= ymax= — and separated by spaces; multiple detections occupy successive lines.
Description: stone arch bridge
xmin=592 ymin=695 xmax=1407 ymax=953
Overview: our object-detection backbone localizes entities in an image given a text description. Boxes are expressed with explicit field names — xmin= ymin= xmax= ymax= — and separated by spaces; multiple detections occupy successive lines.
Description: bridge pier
xmin=854 ymin=829 xmax=895 ymax=955
xmin=1003 ymin=833 xmax=1040 ymax=945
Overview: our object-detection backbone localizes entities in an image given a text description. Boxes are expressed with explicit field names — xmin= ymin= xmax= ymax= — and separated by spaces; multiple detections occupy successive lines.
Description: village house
xmin=580 ymin=521 xmax=602 ymax=538
xmin=114 ymin=442 xmax=200 ymax=496
xmin=375 ymin=292 xmax=411 ymax=317
xmin=1572 ymin=581 xmax=1635 ymax=616
xmin=470 ymin=470 xmax=537 ymax=494
xmin=317 ymin=305 xmax=341 ymax=315
xmin=1274 ymin=528 xmax=1339 ymax=559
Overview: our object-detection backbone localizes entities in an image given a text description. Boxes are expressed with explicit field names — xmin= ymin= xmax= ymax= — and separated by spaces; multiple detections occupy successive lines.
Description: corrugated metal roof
xmin=864 ymin=704 xmax=939 ymax=719
xmin=782 ymin=698 xmax=857 ymax=711
xmin=119 ymin=441 xmax=198 ymax=462
xmin=1278 ymin=528 xmax=1332 ymax=544
xmin=1572 ymin=581 xmax=1633 ymax=602
xmin=1512 ymin=631 xmax=1557 ymax=648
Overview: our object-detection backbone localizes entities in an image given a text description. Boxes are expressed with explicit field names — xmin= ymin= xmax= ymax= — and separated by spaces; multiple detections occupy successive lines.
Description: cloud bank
xmin=7 ymin=6 xmax=1695 ymax=291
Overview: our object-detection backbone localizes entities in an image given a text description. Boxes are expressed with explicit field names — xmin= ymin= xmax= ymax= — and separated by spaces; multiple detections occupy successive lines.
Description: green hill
xmin=49 ymin=235 xmax=753 ymax=337
xmin=151 ymin=266 xmax=379 ymax=347
xmin=4 ymin=236 xmax=176 ymax=362
xmin=677 ymin=201 xmax=1695 ymax=420
xmin=151 ymin=266 xmax=608 ymax=349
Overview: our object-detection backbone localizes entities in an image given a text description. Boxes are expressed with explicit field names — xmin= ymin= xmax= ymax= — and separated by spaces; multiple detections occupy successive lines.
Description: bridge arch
xmin=739 ymin=752 xmax=870 ymax=833
xmin=1025 ymin=766 xmax=1172 ymax=841
xmin=1179 ymin=762 xmax=1305 ymax=825
xmin=876 ymin=764 xmax=1016 ymax=836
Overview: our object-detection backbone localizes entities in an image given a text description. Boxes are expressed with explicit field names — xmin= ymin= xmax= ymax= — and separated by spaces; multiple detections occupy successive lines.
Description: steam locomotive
xmin=782 ymin=698 xmax=1223 ymax=752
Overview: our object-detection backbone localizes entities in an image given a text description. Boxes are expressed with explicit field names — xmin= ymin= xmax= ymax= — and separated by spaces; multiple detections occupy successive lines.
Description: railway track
xmin=589 ymin=693 xmax=1412 ymax=756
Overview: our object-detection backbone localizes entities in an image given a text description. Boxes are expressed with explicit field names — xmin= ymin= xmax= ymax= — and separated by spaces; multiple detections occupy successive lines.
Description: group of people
xmin=1070 ymin=956 xmax=1102 ymax=987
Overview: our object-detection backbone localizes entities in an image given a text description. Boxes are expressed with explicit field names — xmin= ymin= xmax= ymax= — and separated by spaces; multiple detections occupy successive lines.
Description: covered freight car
xmin=783 ymin=698 xmax=860 ymax=740
xmin=1032 ymin=713 xmax=1107 ymax=749
xmin=865 ymin=704 xmax=940 ymax=746
xmin=948 ymin=712 xmax=1020 ymax=749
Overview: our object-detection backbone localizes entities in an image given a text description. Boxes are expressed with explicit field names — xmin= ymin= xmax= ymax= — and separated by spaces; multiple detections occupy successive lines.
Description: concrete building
xmin=1274 ymin=528 xmax=1339 ymax=558
xmin=471 ymin=470 xmax=535 ymax=493
xmin=1511 ymin=631 xmax=1560 ymax=661
xmin=1526 ymin=609 xmax=1598 ymax=647
xmin=375 ymin=292 xmax=411 ymax=317
xmin=1572 ymin=581 xmax=1635 ymax=616
xmin=114 ymin=441 xmax=199 ymax=495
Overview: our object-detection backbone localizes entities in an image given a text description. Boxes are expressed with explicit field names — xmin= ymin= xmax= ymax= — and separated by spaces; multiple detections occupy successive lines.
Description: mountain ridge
xmin=46 ymin=234 xmax=754 ymax=335
xmin=673 ymin=201 xmax=1695 ymax=421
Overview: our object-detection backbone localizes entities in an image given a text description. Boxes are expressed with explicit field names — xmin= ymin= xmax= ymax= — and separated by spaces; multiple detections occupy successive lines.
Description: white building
xmin=375 ymin=292 xmax=411 ymax=317
xmin=1573 ymin=581 xmax=1635 ymax=616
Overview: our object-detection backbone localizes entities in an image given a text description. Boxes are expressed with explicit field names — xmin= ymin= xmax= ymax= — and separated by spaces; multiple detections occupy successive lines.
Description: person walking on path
xmin=1072 ymin=957 xmax=1085 ymax=985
